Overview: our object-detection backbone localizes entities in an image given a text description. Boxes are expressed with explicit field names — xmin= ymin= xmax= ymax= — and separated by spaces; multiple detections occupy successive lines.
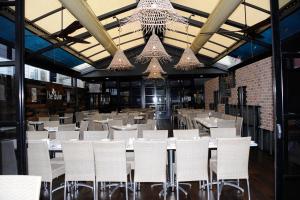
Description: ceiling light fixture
xmin=143 ymin=58 xmax=166 ymax=74
xmin=136 ymin=32 xmax=172 ymax=63
xmin=107 ymin=17 xmax=133 ymax=71
xmin=174 ymin=15 xmax=204 ymax=71
xmin=123 ymin=0 xmax=187 ymax=33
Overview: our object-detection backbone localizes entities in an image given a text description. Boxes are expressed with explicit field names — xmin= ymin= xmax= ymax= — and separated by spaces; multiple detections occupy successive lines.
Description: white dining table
xmin=194 ymin=117 xmax=222 ymax=128
xmin=110 ymin=124 xmax=138 ymax=131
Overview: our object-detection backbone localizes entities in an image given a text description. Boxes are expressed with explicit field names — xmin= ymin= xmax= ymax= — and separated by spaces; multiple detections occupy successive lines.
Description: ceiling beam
xmin=241 ymin=1 xmax=270 ymax=14
xmin=31 ymin=7 xmax=65 ymax=23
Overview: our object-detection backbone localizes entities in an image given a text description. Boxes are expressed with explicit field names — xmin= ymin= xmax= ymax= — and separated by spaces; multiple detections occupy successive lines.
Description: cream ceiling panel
xmin=210 ymin=34 xmax=236 ymax=47
xmin=89 ymin=51 xmax=110 ymax=62
xmin=199 ymin=48 xmax=218 ymax=58
xmin=164 ymin=30 xmax=195 ymax=44
xmin=229 ymin=4 xmax=270 ymax=26
xmin=113 ymin=31 xmax=144 ymax=44
xmin=81 ymin=45 xmax=105 ymax=57
xmin=175 ymin=9 xmax=207 ymax=23
xmin=101 ymin=10 xmax=135 ymax=25
xmin=35 ymin=10 xmax=77 ymax=34
xmin=108 ymin=22 xmax=142 ymax=38
xmin=247 ymin=0 xmax=270 ymax=10
xmin=70 ymin=37 xmax=99 ymax=51
xmin=166 ymin=22 xmax=200 ymax=36
xmin=203 ymin=42 xmax=226 ymax=54
xmin=120 ymin=38 xmax=145 ymax=50
xmin=164 ymin=38 xmax=186 ymax=49
xmin=87 ymin=0 xmax=135 ymax=16
xmin=25 ymin=0 xmax=61 ymax=20
xmin=279 ymin=0 xmax=292 ymax=8
xmin=171 ymin=0 xmax=221 ymax=14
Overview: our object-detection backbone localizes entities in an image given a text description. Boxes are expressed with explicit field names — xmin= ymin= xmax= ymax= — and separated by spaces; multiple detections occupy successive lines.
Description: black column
xmin=270 ymin=0 xmax=284 ymax=199
xmin=15 ymin=0 xmax=27 ymax=174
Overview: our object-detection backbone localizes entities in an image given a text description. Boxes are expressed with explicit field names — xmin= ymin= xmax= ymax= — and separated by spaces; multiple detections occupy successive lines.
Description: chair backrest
xmin=137 ymin=124 xmax=154 ymax=138
xmin=176 ymin=138 xmax=209 ymax=182
xmin=217 ymin=120 xmax=236 ymax=128
xmin=236 ymin=117 xmax=243 ymax=136
xmin=64 ymin=113 xmax=73 ymax=124
xmin=62 ymin=141 xmax=95 ymax=181
xmin=27 ymin=131 xmax=48 ymax=140
xmin=87 ymin=121 xmax=104 ymax=131
xmin=80 ymin=120 xmax=89 ymax=132
xmin=217 ymin=137 xmax=251 ymax=180
xmin=0 ymin=175 xmax=41 ymax=200
xmin=142 ymin=130 xmax=168 ymax=139
xmin=134 ymin=140 xmax=167 ymax=182
xmin=113 ymin=130 xmax=138 ymax=142
xmin=210 ymin=128 xmax=237 ymax=139
xmin=0 ymin=140 xmax=18 ymax=174
xmin=58 ymin=123 xmax=76 ymax=131
xmin=43 ymin=121 xmax=59 ymax=128
xmin=173 ymin=129 xmax=199 ymax=139
xmin=39 ymin=116 xmax=49 ymax=121
xmin=27 ymin=124 xmax=35 ymax=131
xmin=49 ymin=115 xmax=59 ymax=121
xmin=83 ymin=131 xmax=108 ymax=140
xmin=93 ymin=141 xmax=127 ymax=182
xmin=27 ymin=141 xmax=52 ymax=182
xmin=56 ymin=131 xmax=79 ymax=141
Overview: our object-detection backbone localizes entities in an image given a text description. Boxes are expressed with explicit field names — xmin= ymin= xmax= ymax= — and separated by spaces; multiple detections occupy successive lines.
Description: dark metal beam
xmin=242 ymin=1 xmax=271 ymax=14
xmin=172 ymin=2 xmax=247 ymax=29
xmin=0 ymin=0 xmax=15 ymax=7
xmin=31 ymin=7 xmax=65 ymax=23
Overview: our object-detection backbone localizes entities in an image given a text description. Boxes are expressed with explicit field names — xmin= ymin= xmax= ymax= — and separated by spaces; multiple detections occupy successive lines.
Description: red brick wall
xmin=228 ymin=57 xmax=274 ymax=131
xmin=204 ymin=77 xmax=219 ymax=110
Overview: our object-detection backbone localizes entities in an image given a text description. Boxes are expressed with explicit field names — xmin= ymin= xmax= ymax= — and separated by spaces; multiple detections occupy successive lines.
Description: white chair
xmin=113 ymin=130 xmax=138 ymax=141
xmin=56 ymin=131 xmax=79 ymax=141
xmin=27 ymin=131 xmax=48 ymax=140
xmin=133 ymin=140 xmax=167 ymax=200
xmin=63 ymin=113 xmax=73 ymax=124
xmin=49 ymin=115 xmax=59 ymax=121
xmin=108 ymin=120 xmax=123 ymax=138
xmin=27 ymin=141 xmax=65 ymax=200
xmin=39 ymin=116 xmax=49 ymax=121
xmin=62 ymin=141 xmax=96 ymax=200
xmin=142 ymin=130 xmax=168 ymax=139
xmin=137 ymin=123 xmax=154 ymax=138
xmin=210 ymin=128 xmax=237 ymax=139
xmin=173 ymin=129 xmax=199 ymax=139
xmin=176 ymin=139 xmax=210 ymax=200
xmin=58 ymin=124 xmax=76 ymax=131
xmin=0 ymin=175 xmax=41 ymax=200
xmin=236 ymin=117 xmax=243 ymax=136
xmin=93 ymin=141 xmax=131 ymax=200
xmin=88 ymin=121 xmax=104 ymax=131
xmin=79 ymin=120 xmax=89 ymax=140
xmin=83 ymin=131 xmax=108 ymax=140
xmin=43 ymin=121 xmax=59 ymax=128
xmin=210 ymin=137 xmax=251 ymax=200
xmin=27 ymin=124 xmax=35 ymax=131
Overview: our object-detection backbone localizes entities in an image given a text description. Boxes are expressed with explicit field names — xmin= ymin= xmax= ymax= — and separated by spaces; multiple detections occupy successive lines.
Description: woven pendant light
xmin=143 ymin=58 xmax=166 ymax=74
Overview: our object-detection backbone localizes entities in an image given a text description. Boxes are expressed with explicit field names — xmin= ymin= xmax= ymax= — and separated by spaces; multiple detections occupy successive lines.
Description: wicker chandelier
xmin=175 ymin=16 xmax=204 ymax=71
xmin=143 ymin=58 xmax=166 ymax=74
xmin=107 ymin=17 xmax=133 ymax=71
xmin=123 ymin=0 xmax=187 ymax=33
xmin=136 ymin=32 xmax=172 ymax=63
xmin=147 ymin=71 xmax=164 ymax=79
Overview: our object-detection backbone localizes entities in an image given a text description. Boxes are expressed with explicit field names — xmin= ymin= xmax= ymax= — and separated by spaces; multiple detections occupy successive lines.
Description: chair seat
xmin=51 ymin=157 xmax=64 ymax=164
xmin=51 ymin=163 xmax=65 ymax=179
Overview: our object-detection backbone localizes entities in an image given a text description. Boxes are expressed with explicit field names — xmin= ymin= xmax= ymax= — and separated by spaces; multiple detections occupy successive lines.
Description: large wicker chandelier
xmin=143 ymin=58 xmax=166 ymax=74
xmin=123 ymin=0 xmax=187 ymax=33
xmin=175 ymin=17 xmax=204 ymax=71
xmin=147 ymin=71 xmax=164 ymax=79
xmin=136 ymin=32 xmax=172 ymax=63
xmin=107 ymin=17 xmax=133 ymax=71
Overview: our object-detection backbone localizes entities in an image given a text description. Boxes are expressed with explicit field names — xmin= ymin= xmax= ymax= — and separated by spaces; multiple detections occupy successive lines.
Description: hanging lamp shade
xmin=147 ymin=71 xmax=164 ymax=79
xmin=122 ymin=0 xmax=187 ymax=33
xmin=107 ymin=49 xmax=133 ymax=71
xmin=174 ymin=47 xmax=204 ymax=71
xmin=136 ymin=32 xmax=172 ymax=63
xmin=143 ymin=58 xmax=166 ymax=74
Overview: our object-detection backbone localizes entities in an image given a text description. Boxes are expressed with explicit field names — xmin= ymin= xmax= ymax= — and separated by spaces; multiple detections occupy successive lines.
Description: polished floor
xmin=42 ymin=119 xmax=275 ymax=200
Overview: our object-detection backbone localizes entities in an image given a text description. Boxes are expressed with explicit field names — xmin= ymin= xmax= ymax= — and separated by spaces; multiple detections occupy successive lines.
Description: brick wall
xmin=204 ymin=77 xmax=219 ymax=110
xmin=228 ymin=57 xmax=274 ymax=131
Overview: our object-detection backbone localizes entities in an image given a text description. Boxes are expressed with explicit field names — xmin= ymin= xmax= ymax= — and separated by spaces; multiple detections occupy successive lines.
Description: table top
xmin=93 ymin=119 xmax=113 ymax=124
xmin=110 ymin=124 xmax=138 ymax=131
xmin=44 ymin=126 xmax=79 ymax=132
xmin=48 ymin=137 xmax=257 ymax=152
xmin=194 ymin=117 xmax=222 ymax=128
xmin=134 ymin=116 xmax=144 ymax=120
xmin=59 ymin=116 xmax=72 ymax=119
xmin=28 ymin=121 xmax=44 ymax=125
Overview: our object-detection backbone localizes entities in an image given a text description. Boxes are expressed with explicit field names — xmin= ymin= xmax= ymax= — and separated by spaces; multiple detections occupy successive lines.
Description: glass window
xmin=56 ymin=73 xmax=72 ymax=86
xmin=77 ymin=79 xmax=85 ymax=88
xmin=25 ymin=65 xmax=50 ymax=82
xmin=0 ymin=44 xmax=7 ymax=58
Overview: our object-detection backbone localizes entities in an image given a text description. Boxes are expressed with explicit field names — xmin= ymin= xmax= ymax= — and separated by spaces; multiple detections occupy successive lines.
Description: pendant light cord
xmin=186 ymin=14 xmax=194 ymax=48
xmin=113 ymin=16 xmax=121 ymax=49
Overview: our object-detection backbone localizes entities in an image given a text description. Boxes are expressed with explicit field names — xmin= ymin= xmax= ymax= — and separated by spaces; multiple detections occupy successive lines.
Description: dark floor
xmin=42 ymin=119 xmax=275 ymax=200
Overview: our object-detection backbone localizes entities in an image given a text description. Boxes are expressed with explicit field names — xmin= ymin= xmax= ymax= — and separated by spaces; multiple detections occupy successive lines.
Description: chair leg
xmin=125 ymin=182 xmax=128 ymax=200
xmin=133 ymin=182 xmax=136 ymax=200
xmin=164 ymin=182 xmax=167 ymax=200
xmin=209 ymin=169 xmax=213 ymax=190
xmin=64 ymin=181 xmax=67 ymax=200
xmin=247 ymin=179 xmax=251 ymax=200
xmin=49 ymin=182 xmax=52 ymax=200
xmin=206 ymin=180 xmax=210 ymax=200
xmin=199 ymin=180 xmax=202 ymax=190
xmin=217 ymin=180 xmax=220 ymax=200
xmin=93 ymin=181 xmax=96 ymax=200
xmin=176 ymin=181 xmax=179 ymax=200
xmin=95 ymin=181 xmax=98 ymax=200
